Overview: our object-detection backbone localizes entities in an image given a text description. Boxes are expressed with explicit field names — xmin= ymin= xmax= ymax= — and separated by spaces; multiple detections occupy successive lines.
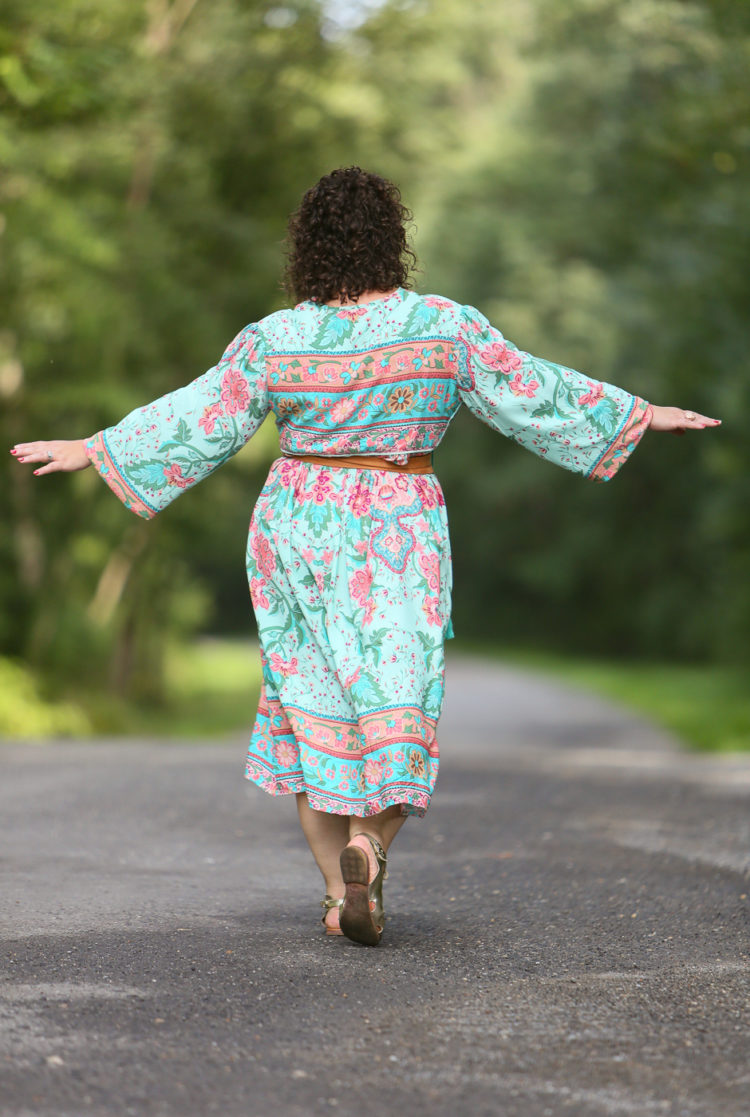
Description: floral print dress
xmin=86 ymin=289 xmax=651 ymax=817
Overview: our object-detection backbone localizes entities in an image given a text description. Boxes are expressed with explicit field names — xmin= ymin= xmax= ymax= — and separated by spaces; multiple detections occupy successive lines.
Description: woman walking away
xmin=11 ymin=167 xmax=720 ymax=946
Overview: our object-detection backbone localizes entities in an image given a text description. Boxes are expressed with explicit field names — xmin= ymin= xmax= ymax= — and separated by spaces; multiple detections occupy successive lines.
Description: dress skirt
xmin=243 ymin=456 xmax=453 ymax=817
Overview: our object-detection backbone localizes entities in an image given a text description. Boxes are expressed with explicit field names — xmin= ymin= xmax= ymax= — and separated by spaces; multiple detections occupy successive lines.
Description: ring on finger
xmin=683 ymin=411 xmax=696 ymax=421
xmin=47 ymin=450 xmax=54 ymax=461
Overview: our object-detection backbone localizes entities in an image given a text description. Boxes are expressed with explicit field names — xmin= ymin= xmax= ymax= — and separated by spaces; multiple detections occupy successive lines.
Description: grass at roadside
xmin=0 ymin=641 xmax=261 ymax=740
xmin=457 ymin=642 xmax=750 ymax=753
xmin=163 ymin=638 xmax=261 ymax=737
xmin=84 ymin=639 xmax=262 ymax=737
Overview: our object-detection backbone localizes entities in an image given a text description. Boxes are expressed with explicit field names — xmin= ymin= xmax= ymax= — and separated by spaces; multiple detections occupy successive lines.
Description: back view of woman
xmin=11 ymin=167 xmax=719 ymax=946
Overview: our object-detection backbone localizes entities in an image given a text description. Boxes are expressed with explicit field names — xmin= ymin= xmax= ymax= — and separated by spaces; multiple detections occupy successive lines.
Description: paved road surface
xmin=2 ymin=657 xmax=749 ymax=1117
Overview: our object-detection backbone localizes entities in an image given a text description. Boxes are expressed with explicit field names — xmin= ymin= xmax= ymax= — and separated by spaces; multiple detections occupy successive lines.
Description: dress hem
xmin=85 ymin=431 xmax=158 ymax=519
xmin=587 ymin=397 xmax=652 ymax=482
xmin=243 ymin=765 xmax=430 ymax=818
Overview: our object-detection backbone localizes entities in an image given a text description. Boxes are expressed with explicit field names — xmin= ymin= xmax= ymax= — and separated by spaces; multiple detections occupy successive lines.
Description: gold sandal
xmin=321 ymin=895 xmax=344 ymax=936
xmin=339 ymin=834 xmax=388 ymax=946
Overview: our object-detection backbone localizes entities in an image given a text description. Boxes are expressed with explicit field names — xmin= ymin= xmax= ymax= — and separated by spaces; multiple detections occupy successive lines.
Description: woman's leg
xmin=296 ymin=795 xmax=409 ymax=939
xmin=338 ymin=806 xmax=407 ymax=945
xmin=296 ymin=797 xmax=407 ymax=887
xmin=296 ymin=793 xmax=349 ymax=929
xmin=349 ymin=804 xmax=406 ymax=854
xmin=346 ymin=804 xmax=407 ymax=885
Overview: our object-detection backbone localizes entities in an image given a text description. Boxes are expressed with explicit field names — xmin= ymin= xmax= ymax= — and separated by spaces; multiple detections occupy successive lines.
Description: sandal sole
xmin=339 ymin=846 xmax=381 ymax=947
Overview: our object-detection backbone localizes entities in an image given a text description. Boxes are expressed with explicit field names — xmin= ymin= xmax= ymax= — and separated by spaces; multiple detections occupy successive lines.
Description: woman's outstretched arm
xmin=10 ymin=323 xmax=269 ymax=518
xmin=456 ymin=304 xmax=720 ymax=480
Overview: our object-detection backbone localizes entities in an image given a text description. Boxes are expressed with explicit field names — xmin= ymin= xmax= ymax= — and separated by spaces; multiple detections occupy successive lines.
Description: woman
xmin=11 ymin=167 xmax=720 ymax=947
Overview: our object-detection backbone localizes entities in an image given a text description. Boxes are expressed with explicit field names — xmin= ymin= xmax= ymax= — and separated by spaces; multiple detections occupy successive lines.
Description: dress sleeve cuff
xmin=85 ymin=431 xmax=157 ymax=520
xmin=588 ymin=398 xmax=652 ymax=482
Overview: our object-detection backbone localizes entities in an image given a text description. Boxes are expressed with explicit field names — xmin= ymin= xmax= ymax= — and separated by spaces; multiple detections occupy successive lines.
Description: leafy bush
xmin=0 ymin=657 xmax=90 ymax=738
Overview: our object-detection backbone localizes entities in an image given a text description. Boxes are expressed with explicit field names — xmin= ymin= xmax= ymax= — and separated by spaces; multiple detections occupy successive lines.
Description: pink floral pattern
xmin=349 ymin=567 xmax=373 ymax=605
xmin=578 ymin=381 xmax=605 ymax=408
xmin=163 ymin=463 xmax=192 ymax=488
xmin=478 ymin=340 xmax=523 ymax=375
xmin=251 ymin=533 xmax=276 ymax=578
xmin=272 ymin=739 xmax=299 ymax=768
xmin=221 ymin=367 xmax=251 ymax=416
xmin=508 ymin=373 xmax=540 ymax=398
xmin=198 ymin=402 xmax=222 ymax=434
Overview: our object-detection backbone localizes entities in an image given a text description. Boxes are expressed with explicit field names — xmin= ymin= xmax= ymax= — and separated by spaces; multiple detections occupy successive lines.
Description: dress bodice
xmin=85 ymin=289 xmax=650 ymax=519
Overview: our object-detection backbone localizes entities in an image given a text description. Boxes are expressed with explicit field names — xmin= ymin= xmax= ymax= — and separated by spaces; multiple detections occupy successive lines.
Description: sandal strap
xmin=320 ymin=895 xmax=344 ymax=923
xmin=361 ymin=834 xmax=388 ymax=879
xmin=354 ymin=832 xmax=387 ymax=864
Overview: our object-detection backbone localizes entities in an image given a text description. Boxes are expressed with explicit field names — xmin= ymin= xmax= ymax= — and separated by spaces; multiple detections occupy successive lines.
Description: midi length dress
xmin=86 ymin=289 xmax=651 ymax=817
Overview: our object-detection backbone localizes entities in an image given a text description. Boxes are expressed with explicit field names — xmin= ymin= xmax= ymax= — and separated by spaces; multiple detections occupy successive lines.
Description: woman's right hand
xmin=10 ymin=439 xmax=92 ymax=475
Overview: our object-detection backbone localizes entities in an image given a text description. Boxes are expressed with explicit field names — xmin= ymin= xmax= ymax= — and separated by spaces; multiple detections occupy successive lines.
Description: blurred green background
xmin=1 ymin=0 xmax=748 ymax=745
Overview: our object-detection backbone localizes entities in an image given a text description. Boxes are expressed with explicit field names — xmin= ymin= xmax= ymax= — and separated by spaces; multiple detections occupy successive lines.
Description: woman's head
xmin=285 ymin=167 xmax=416 ymax=304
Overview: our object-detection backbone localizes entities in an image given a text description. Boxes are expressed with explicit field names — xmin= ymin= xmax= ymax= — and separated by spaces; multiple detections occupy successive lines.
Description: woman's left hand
xmin=648 ymin=406 xmax=721 ymax=434
xmin=10 ymin=439 xmax=91 ymax=475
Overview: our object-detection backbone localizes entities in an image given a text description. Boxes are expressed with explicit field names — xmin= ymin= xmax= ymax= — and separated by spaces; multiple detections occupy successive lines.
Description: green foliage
xmin=2 ymin=0 xmax=748 ymax=731
xmin=0 ymin=639 xmax=260 ymax=738
xmin=0 ymin=657 xmax=90 ymax=737
xmin=1 ymin=0 xmax=362 ymax=695
xmin=417 ymin=0 xmax=750 ymax=665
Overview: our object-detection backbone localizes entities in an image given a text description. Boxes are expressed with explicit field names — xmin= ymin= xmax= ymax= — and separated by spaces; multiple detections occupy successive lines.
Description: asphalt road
xmin=2 ymin=657 xmax=749 ymax=1117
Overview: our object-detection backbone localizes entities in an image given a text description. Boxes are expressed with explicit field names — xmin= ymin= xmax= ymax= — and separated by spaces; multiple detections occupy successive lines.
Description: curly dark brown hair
xmin=284 ymin=167 xmax=417 ymax=304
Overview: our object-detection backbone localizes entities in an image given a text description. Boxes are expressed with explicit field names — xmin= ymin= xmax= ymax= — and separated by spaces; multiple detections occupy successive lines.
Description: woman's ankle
xmin=346 ymin=832 xmax=380 ymax=881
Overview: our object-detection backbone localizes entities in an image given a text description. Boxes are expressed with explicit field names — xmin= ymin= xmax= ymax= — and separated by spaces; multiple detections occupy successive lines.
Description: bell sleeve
xmin=456 ymin=306 xmax=652 ymax=481
xmin=85 ymin=324 xmax=269 ymax=518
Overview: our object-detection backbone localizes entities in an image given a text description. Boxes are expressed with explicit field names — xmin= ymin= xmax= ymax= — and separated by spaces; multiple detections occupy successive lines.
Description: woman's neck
xmin=323 ymin=288 xmax=399 ymax=307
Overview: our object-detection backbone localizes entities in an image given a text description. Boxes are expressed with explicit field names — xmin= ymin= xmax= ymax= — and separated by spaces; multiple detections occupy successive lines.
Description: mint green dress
xmin=86 ymin=290 xmax=651 ymax=816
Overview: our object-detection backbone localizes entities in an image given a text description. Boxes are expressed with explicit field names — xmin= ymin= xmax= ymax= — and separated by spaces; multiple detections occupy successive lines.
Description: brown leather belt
xmin=282 ymin=452 xmax=434 ymax=475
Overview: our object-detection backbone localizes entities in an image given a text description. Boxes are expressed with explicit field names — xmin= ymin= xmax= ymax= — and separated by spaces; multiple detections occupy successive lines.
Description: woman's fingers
xmin=11 ymin=441 xmax=59 ymax=466
xmin=9 ymin=439 xmax=91 ymax=473
xmin=11 ymin=442 xmax=59 ymax=464
xmin=31 ymin=460 xmax=65 ymax=476
xmin=679 ymin=410 xmax=720 ymax=429
xmin=11 ymin=441 xmax=42 ymax=462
